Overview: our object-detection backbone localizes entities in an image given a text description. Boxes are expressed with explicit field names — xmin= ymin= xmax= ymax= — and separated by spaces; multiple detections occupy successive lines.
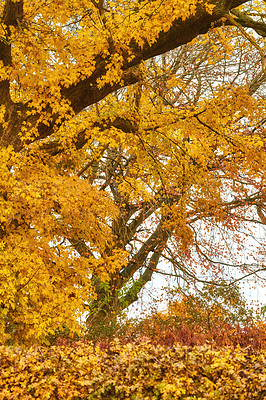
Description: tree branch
xmin=231 ymin=8 xmax=266 ymax=37
xmin=5 ymin=0 xmax=249 ymax=151
xmin=118 ymin=218 xmax=171 ymax=287
xmin=40 ymin=115 xmax=138 ymax=156
xmin=118 ymin=227 xmax=170 ymax=309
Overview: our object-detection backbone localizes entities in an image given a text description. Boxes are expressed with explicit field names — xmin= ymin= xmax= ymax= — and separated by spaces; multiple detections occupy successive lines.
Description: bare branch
xmin=231 ymin=8 xmax=266 ymax=37
xmin=118 ymin=218 xmax=171 ymax=287
xmin=119 ymin=250 xmax=162 ymax=308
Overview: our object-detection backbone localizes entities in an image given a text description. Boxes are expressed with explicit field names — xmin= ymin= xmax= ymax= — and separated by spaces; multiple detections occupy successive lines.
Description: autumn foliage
xmin=1 ymin=342 xmax=266 ymax=399
xmin=1 ymin=0 xmax=266 ymax=344
xmin=48 ymin=283 xmax=266 ymax=351
xmin=119 ymin=315 xmax=266 ymax=350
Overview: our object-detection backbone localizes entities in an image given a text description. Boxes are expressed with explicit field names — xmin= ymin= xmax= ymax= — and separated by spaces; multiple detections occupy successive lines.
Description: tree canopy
xmin=1 ymin=0 xmax=266 ymax=344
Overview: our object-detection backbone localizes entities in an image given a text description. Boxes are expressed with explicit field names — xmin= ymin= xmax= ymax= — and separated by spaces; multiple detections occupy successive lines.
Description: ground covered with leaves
xmin=0 ymin=341 xmax=265 ymax=399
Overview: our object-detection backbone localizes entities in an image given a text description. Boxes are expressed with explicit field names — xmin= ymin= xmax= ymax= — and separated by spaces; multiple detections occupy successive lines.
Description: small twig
xmin=76 ymin=143 xmax=108 ymax=177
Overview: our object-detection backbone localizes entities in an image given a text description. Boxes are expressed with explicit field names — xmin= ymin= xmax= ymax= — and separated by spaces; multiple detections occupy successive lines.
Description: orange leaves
xmin=173 ymin=223 xmax=194 ymax=253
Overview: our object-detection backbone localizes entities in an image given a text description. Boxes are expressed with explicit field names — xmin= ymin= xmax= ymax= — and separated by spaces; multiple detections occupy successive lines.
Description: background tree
xmin=0 ymin=0 xmax=266 ymax=344
xmin=167 ymin=282 xmax=253 ymax=331
xmin=114 ymin=282 xmax=265 ymax=349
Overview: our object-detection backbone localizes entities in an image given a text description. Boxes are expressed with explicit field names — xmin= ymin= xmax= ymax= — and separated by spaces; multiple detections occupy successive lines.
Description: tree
xmin=123 ymin=282 xmax=254 ymax=342
xmin=167 ymin=282 xmax=253 ymax=331
xmin=1 ymin=0 xmax=266 ymax=344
